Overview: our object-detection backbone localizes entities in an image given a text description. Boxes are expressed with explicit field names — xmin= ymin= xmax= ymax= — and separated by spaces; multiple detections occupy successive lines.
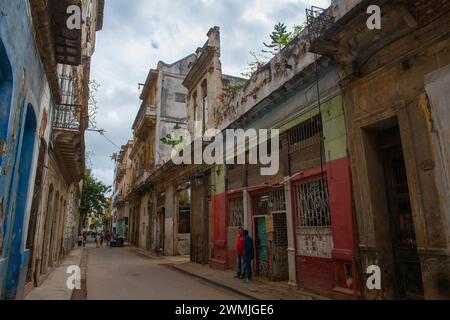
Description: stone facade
xmin=111 ymin=0 xmax=450 ymax=300
xmin=0 ymin=0 xmax=104 ymax=299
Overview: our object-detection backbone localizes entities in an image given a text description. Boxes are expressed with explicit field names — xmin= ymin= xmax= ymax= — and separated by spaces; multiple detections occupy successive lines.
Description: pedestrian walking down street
xmin=95 ymin=233 xmax=101 ymax=248
xmin=243 ymin=230 xmax=254 ymax=283
xmin=106 ymin=233 xmax=111 ymax=247
xmin=83 ymin=233 xmax=87 ymax=247
xmin=100 ymin=233 xmax=104 ymax=246
xmin=78 ymin=234 xmax=83 ymax=247
xmin=234 ymin=227 xmax=245 ymax=279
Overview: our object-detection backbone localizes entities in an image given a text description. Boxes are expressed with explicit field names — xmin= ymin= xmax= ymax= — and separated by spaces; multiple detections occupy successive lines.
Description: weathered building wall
xmin=424 ymin=65 xmax=450 ymax=248
xmin=0 ymin=0 xmax=55 ymax=299
xmin=336 ymin=7 xmax=450 ymax=300
xmin=155 ymin=55 xmax=196 ymax=167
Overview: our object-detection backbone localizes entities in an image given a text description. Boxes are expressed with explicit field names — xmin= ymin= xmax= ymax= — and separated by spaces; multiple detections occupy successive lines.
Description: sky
xmin=87 ymin=0 xmax=331 ymax=187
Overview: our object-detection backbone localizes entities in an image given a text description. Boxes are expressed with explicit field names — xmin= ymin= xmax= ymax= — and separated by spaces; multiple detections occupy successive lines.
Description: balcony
xmin=306 ymin=6 xmax=335 ymax=55
xmin=29 ymin=0 xmax=83 ymax=103
xmin=51 ymin=69 xmax=84 ymax=182
xmin=113 ymin=192 xmax=125 ymax=207
xmin=115 ymin=163 xmax=127 ymax=182
xmin=53 ymin=104 xmax=81 ymax=130
xmin=133 ymin=106 xmax=157 ymax=139
xmin=133 ymin=170 xmax=152 ymax=195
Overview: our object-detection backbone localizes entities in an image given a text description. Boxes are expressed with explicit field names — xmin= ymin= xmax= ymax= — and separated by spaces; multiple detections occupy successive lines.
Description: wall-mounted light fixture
xmin=193 ymin=171 xmax=205 ymax=186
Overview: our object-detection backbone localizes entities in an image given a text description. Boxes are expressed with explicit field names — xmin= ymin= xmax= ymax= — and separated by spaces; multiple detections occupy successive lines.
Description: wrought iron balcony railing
xmin=53 ymin=66 xmax=82 ymax=130
xmin=306 ymin=6 xmax=335 ymax=44
xmin=53 ymin=103 xmax=81 ymax=130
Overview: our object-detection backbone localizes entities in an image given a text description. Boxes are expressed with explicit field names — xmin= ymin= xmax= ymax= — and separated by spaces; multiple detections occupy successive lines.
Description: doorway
xmin=379 ymin=126 xmax=424 ymax=299
xmin=25 ymin=139 xmax=47 ymax=285
xmin=5 ymin=105 xmax=37 ymax=298
xmin=157 ymin=207 xmax=165 ymax=254
xmin=255 ymin=216 xmax=269 ymax=278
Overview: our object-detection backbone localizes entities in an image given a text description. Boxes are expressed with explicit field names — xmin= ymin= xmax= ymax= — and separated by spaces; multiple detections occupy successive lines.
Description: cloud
xmin=88 ymin=0 xmax=331 ymax=186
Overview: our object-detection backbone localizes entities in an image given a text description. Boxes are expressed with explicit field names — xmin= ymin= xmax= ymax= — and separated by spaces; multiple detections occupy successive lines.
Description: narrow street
xmin=2 ymin=0 xmax=450 ymax=303
xmin=84 ymin=245 xmax=245 ymax=300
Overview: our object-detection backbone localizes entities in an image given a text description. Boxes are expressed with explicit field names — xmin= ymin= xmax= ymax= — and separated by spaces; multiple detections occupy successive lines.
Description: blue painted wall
xmin=0 ymin=0 xmax=50 ymax=299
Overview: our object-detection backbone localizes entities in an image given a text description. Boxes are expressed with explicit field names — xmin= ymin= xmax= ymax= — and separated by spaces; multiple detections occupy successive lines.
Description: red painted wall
xmin=327 ymin=157 xmax=355 ymax=259
xmin=211 ymin=193 xmax=227 ymax=269
xmin=296 ymin=256 xmax=336 ymax=294
xmin=292 ymin=157 xmax=358 ymax=298
xmin=327 ymin=157 xmax=359 ymax=297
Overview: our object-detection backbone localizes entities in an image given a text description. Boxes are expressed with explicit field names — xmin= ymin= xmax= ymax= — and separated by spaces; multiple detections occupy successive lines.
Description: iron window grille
xmin=295 ymin=177 xmax=330 ymax=227
xmin=269 ymin=187 xmax=286 ymax=213
xmin=287 ymin=114 xmax=323 ymax=153
xmin=229 ymin=197 xmax=244 ymax=227
xmin=178 ymin=209 xmax=191 ymax=234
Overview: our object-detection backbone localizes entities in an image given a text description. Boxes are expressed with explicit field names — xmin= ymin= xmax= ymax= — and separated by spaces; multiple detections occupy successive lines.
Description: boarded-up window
xmin=294 ymin=177 xmax=333 ymax=258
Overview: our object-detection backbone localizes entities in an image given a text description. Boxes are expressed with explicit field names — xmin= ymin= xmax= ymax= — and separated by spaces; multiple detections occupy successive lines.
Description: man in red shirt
xmin=235 ymin=227 xmax=245 ymax=279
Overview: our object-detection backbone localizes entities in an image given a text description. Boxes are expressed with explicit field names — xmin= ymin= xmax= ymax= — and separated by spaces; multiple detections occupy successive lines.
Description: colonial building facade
xmin=309 ymin=0 xmax=450 ymax=299
xmin=113 ymin=0 xmax=450 ymax=300
xmin=0 ymin=0 xmax=104 ymax=299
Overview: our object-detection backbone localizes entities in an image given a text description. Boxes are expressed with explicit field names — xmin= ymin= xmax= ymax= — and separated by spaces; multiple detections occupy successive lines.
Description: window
xmin=175 ymin=93 xmax=186 ymax=103
xmin=288 ymin=114 xmax=322 ymax=153
xmin=294 ymin=176 xmax=333 ymax=258
xmin=295 ymin=177 xmax=330 ymax=227
xmin=192 ymin=91 xmax=198 ymax=132
xmin=178 ymin=188 xmax=191 ymax=234
xmin=202 ymin=80 xmax=208 ymax=132
xmin=229 ymin=197 xmax=244 ymax=227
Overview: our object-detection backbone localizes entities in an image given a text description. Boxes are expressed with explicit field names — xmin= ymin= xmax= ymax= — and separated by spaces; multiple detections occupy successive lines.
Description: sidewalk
xmin=25 ymin=247 xmax=84 ymax=300
xmin=126 ymin=246 xmax=324 ymax=300
xmin=126 ymin=246 xmax=190 ymax=265
xmin=169 ymin=262 xmax=326 ymax=300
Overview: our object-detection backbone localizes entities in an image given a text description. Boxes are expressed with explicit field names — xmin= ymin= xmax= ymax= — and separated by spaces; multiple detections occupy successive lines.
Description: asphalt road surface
xmin=85 ymin=245 xmax=246 ymax=300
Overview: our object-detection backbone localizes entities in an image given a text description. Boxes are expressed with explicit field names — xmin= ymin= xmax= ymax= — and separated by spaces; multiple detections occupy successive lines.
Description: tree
xmin=160 ymin=123 xmax=184 ymax=148
xmin=80 ymin=171 xmax=111 ymax=230
xmin=241 ymin=23 xmax=307 ymax=80
xmin=263 ymin=22 xmax=292 ymax=55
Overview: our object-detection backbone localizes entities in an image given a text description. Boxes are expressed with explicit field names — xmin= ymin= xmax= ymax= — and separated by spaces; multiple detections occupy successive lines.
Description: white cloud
xmin=88 ymin=0 xmax=332 ymax=186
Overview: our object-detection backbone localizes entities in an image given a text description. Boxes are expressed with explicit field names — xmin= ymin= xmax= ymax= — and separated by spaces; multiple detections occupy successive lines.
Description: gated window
xmin=178 ymin=209 xmax=190 ymax=234
xmin=269 ymin=187 xmax=286 ymax=212
xmin=294 ymin=177 xmax=333 ymax=258
xmin=288 ymin=114 xmax=322 ymax=153
xmin=295 ymin=177 xmax=330 ymax=227
xmin=229 ymin=197 xmax=244 ymax=227
xmin=253 ymin=187 xmax=286 ymax=217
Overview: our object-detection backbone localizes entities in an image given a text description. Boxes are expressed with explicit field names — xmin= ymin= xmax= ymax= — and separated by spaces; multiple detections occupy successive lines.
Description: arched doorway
xmin=0 ymin=38 xmax=13 ymax=166
xmin=0 ymin=38 xmax=13 ymax=260
xmin=25 ymin=139 xmax=47 ymax=286
xmin=49 ymin=191 xmax=60 ymax=267
xmin=5 ymin=104 xmax=37 ymax=299
xmin=40 ymin=184 xmax=54 ymax=276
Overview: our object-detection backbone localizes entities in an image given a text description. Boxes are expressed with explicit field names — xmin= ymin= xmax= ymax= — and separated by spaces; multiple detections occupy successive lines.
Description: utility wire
xmin=87 ymin=120 xmax=121 ymax=150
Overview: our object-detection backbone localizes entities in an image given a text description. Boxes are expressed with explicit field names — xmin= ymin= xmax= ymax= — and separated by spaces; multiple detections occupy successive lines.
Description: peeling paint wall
xmin=425 ymin=64 xmax=450 ymax=247
xmin=0 ymin=0 xmax=53 ymax=299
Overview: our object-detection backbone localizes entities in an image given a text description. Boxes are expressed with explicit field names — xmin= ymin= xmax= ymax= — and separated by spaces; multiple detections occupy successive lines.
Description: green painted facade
xmin=279 ymin=95 xmax=348 ymax=162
